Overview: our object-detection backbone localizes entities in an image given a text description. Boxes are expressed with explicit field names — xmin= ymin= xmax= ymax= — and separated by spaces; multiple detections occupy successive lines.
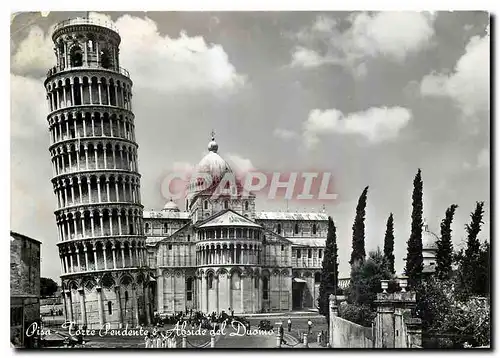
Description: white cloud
xmin=303 ymin=106 xmax=412 ymax=149
xmin=11 ymin=25 xmax=54 ymax=77
xmin=273 ymin=128 xmax=298 ymax=141
xmin=12 ymin=12 xmax=245 ymax=94
xmin=226 ymin=153 xmax=254 ymax=175
xmin=10 ymin=74 xmax=48 ymax=139
xmin=290 ymin=12 xmax=435 ymax=74
xmin=420 ymin=31 xmax=489 ymax=117
xmin=113 ymin=14 xmax=245 ymax=93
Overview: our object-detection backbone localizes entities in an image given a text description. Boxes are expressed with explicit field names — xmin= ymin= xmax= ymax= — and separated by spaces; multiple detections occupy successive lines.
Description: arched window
xmin=245 ymin=201 xmax=249 ymax=211
xmin=208 ymin=273 xmax=214 ymax=290
xmin=107 ymin=301 xmax=112 ymax=315
xmin=100 ymin=49 xmax=111 ymax=69
xmin=224 ymin=200 xmax=229 ymax=209
xmin=187 ymin=234 xmax=191 ymax=242
xmin=294 ymin=223 xmax=299 ymax=235
xmin=314 ymin=272 xmax=321 ymax=283
xmin=145 ymin=223 xmax=150 ymax=233
xmin=277 ymin=223 xmax=282 ymax=235
xmin=186 ymin=277 xmax=193 ymax=301
xmin=70 ymin=46 xmax=83 ymax=67
xmin=262 ymin=277 xmax=269 ymax=300
xmin=312 ymin=223 xmax=317 ymax=235
xmin=231 ymin=271 xmax=240 ymax=290
xmin=163 ymin=223 xmax=168 ymax=234
xmin=204 ymin=201 xmax=208 ymax=210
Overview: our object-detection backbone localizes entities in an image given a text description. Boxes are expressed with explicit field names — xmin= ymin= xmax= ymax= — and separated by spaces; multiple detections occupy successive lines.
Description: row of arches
xmin=275 ymin=222 xmax=320 ymax=235
xmin=59 ymin=239 xmax=147 ymax=274
xmin=197 ymin=227 xmax=262 ymax=241
xmin=50 ymin=142 xmax=139 ymax=177
xmin=51 ymin=31 xmax=120 ymax=75
xmin=49 ymin=111 xmax=135 ymax=145
xmin=195 ymin=243 xmax=262 ymax=266
xmin=55 ymin=207 xmax=144 ymax=241
xmin=46 ymin=75 xmax=132 ymax=113
xmin=52 ymin=174 xmax=141 ymax=209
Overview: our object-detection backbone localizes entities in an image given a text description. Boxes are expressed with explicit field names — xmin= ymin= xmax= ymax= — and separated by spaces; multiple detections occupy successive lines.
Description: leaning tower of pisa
xmin=45 ymin=18 xmax=153 ymax=329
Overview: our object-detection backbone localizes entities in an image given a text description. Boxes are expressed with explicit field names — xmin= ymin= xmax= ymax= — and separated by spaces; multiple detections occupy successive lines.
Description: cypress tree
xmin=383 ymin=213 xmax=396 ymax=275
xmin=350 ymin=186 xmax=368 ymax=267
xmin=435 ymin=204 xmax=458 ymax=280
xmin=318 ymin=216 xmax=339 ymax=319
xmin=405 ymin=169 xmax=424 ymax=286
xmin=457 ymin=201 xmax=485 ymax=297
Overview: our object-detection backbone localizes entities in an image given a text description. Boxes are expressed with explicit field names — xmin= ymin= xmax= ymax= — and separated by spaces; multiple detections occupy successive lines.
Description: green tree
xmin=405 ymin=169 xmax=424 ymax=287
xmin=350 ymin=186 xmax=368 ymax=267
xmin=347 ymin=248 xmax=392 ymax=307
xmin=477 ymin=241 xmax=490 ymax=296
xmin=318 ymin=216 xmax=339 ymax=319
xmin=383 ymin=213 xmax=395 ymax=275
xmin=456 ymin=201 xmax=485 ymax=298
xmin=40 ymin=277 xmax=58 ymax=297
xmin=435 ymin=204 xmax=458 ymax=280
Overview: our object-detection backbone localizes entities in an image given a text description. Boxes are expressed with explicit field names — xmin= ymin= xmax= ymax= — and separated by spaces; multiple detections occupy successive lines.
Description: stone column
xmin=201 ymin=274 xmax=207 ymax=313
xmin=132 ymin=285 xmax=140 ymax=327
xmin=65 ymin=290 xmax=73 ymax=322
xmin=157 ymin=269 xmax=164 ymax=313
xmin=115 ymin=286 xmax=123 ymax=327
xmin=215 ymin=274 xmax=220 ymax=313
xmin=96 ymin=286 xmax=104 ymax=326
xmin=144 ymin=284 xmax=151 ymax=325
xmin=240 ymin=273 xmax=244 ymax=314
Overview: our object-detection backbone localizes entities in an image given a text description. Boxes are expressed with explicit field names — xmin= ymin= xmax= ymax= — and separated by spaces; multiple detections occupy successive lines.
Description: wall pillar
xmin=78 ymin=288 xmax=87 ymax=326
xmin=96 ymin=286 xmax=104 ymax=326
xmin=157 ymin=269 xmax=164 ymax=313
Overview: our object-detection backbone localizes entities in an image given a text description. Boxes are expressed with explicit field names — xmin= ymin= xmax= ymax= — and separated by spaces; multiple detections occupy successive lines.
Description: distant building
xmin=422 ymin=222 xmax=438 ymax=274
xmin=10 ymin=231 xmax=41 ymax=348
xmin=144 ymin=135 xmax=331 ymax=314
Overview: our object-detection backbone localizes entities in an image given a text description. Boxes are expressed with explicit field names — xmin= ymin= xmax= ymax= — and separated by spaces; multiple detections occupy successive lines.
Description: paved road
xmin=214 ymin=324 xmax=277 ymax=348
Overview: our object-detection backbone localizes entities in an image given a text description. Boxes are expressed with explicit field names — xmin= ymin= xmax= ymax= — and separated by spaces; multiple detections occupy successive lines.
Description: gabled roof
xmin=197 ymin=209 xmax=261 ymax=229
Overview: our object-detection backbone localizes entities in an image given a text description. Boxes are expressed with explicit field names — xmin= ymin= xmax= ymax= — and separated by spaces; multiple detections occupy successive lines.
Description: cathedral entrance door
xmin=292 ymin=281 xmax=304 ymax=310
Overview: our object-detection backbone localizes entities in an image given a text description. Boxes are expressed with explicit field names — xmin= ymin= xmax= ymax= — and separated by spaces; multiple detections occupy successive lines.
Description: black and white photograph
xmin=9 ymin=8 xmax=491 ymax=350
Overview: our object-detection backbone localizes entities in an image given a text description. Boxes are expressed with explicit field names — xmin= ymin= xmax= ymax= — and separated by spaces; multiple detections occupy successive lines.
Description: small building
xmin=422 ymin=222 xmax=438 ymax=274
xmin=10 ymin=231 xmax=42 ymax=348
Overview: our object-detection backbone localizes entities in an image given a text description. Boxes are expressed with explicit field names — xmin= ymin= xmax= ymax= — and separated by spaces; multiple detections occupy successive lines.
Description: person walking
xmin=287 ymin=318 xmax=292 ymax=332
xmin=307 ymin=319 xmax=313 ymax=335
xmin=279 ymin=324 xmax=285 ymax=344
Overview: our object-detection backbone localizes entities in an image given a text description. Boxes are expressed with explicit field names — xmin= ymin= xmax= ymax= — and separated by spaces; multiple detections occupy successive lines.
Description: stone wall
xmin=10 ymin=233 xmax=41 ymax=297
xmin=329 ymin=310 xmax=374 ymax=348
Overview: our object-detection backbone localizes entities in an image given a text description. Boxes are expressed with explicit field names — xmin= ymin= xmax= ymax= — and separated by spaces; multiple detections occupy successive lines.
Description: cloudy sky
xmin=11 ymin=11 xmax=490 ymax=280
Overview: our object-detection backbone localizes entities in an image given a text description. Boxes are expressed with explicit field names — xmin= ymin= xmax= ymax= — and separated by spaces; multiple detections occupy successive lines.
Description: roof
xmin=422 ymin=227 xmax=439 ymax=250
xmin=287 ymin=238 xmax=326 ymax=247
xmin=255 ymin=212 xmax=329 ymax=221
xmin=198 ymin=209 xmax=261 ymax=229
xmin=143 ymin=211 xmax=190 ymax=219
xmin=162 ymin=199 xmax=180 ymax=212
xmin=10 ymin=231 xmax=42 ymax=245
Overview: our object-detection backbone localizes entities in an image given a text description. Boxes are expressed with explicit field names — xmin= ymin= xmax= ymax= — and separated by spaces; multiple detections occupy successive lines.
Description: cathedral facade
xmin=144 ymin=136 xmax=330 ymax=315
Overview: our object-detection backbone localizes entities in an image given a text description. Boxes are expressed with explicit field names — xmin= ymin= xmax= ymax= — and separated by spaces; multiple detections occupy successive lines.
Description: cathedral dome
xmin=162 ymin=199 xmax=180 ymax=212
xmin=188 ymin=134 xmax=233 ymax=195
xmin=422 ymin=223 xmax=438 ymax=251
